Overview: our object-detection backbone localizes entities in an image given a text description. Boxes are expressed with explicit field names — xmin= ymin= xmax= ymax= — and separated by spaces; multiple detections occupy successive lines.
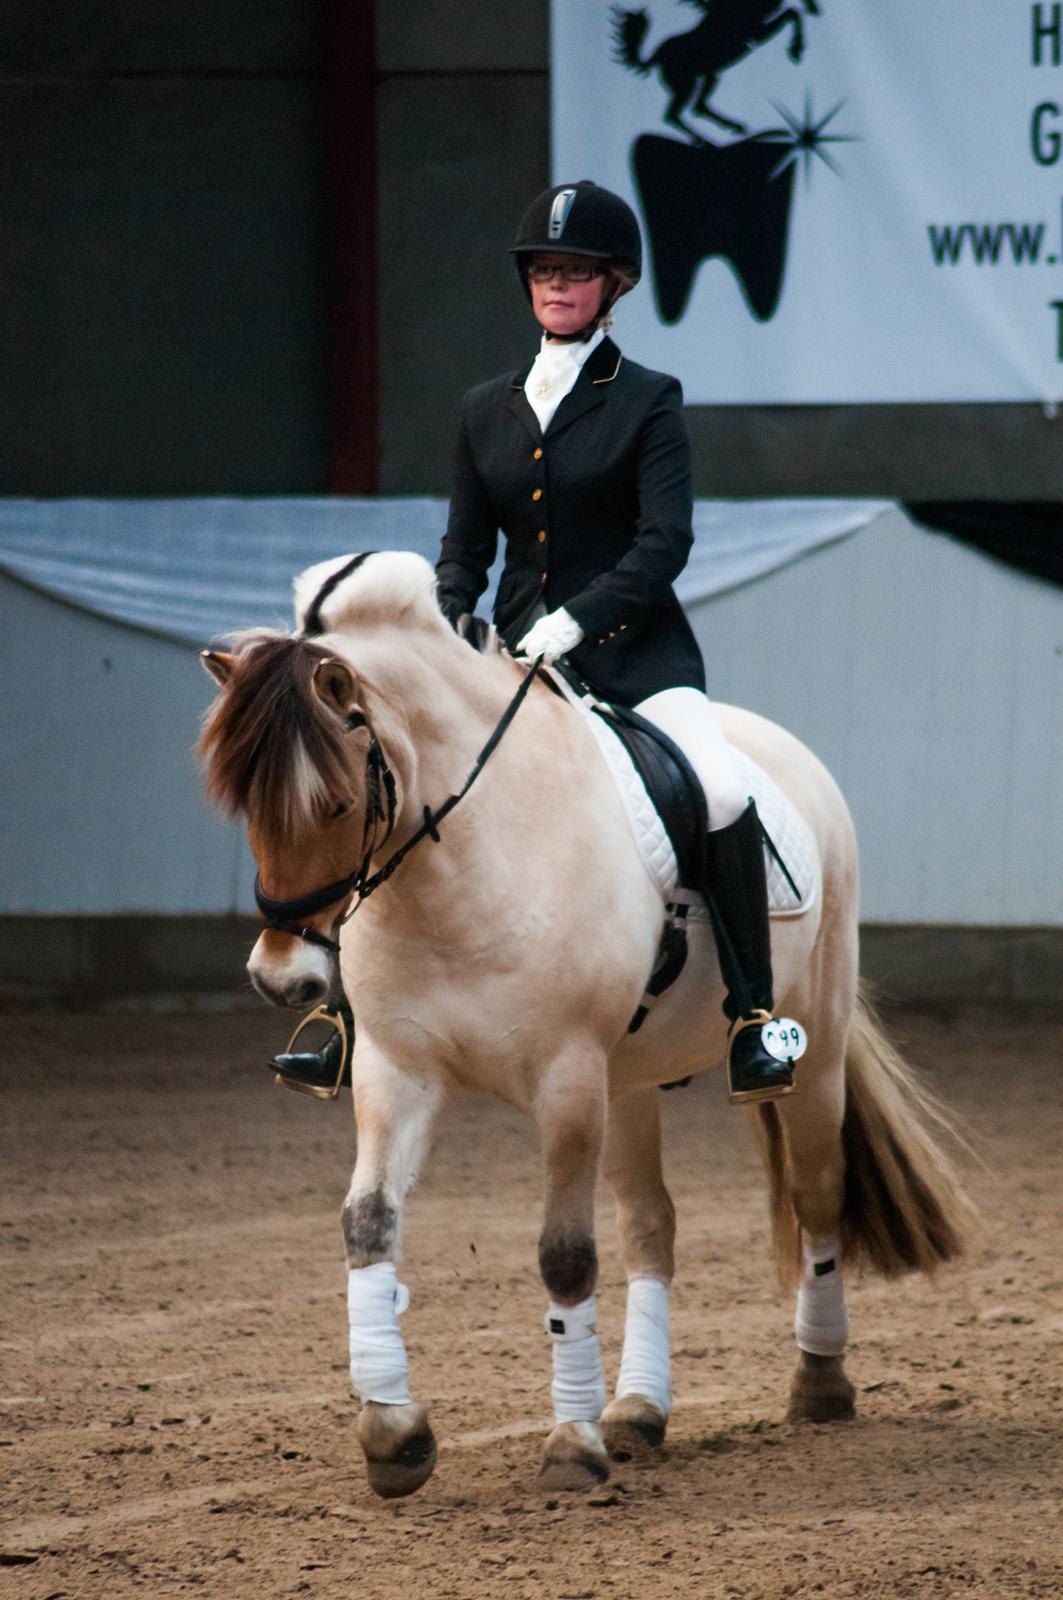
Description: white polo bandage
xmin=794 ymin=1236 xmax=849 ymax=1357
xmin=615 ymin=1275 xmax=672 ymax=1416
xmin=347 ymin=1261 xmax=412 ymax=1405
xmin=545 ymin=1296 xmax=607 ymax=1423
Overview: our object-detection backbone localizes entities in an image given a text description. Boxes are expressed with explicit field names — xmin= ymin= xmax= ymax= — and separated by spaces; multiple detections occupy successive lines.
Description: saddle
xmin=542 ymin=663 xmax=813 ymax=1037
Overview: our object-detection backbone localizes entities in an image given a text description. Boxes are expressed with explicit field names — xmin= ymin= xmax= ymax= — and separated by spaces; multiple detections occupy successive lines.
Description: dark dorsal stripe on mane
xmin=198 ymin=635 xmax=356 ymax=844
xmin=301 ymin=552 xmax=377 ymax=637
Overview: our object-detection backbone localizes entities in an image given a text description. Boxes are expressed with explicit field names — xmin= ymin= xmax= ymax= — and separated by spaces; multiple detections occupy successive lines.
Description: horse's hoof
xmin=537 ymin=1420 xmax=610 ymax=1492
xmin=787 ymin=1352 xmax=856 ymax=1423
xmin=358 ymin=1400 xmax=437 ymax=1499
xmin=602 ymin=1393 xmax=668 ymax=1458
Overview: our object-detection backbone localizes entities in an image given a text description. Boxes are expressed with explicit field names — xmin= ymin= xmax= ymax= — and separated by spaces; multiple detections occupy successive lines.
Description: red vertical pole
xmin=324 ymin=0 xmax=378 ymax=493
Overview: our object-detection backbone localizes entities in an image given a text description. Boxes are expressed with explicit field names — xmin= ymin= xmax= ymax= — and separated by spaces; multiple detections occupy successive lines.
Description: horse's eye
xmin=329 ymin=800 xmax=352 ymax=821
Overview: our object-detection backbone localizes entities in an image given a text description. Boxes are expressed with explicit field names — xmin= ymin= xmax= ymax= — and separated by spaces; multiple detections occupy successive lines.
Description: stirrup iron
xmin=272 ymin=1004 xmax=349 ymax=1100
xmin=726 ymin=1010 xmax=797 ymax=1106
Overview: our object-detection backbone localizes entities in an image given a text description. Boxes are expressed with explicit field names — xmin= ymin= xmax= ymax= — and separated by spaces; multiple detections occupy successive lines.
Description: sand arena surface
xmin=2 ymin=1006 xmax=1061 ymax=1598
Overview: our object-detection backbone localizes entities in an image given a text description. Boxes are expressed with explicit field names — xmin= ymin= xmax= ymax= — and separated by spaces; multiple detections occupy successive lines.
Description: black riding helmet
xmin=510 ymin=180 xmax=642 ymax=339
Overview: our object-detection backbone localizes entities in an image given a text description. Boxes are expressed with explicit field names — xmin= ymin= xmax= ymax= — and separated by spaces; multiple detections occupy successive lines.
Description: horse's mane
xmin=197 ymin=632 xmax=355 ymax=844
xmin=199 ymin=552 xmax=506 ymax=840
xmin=294 ymin=550 xmax=447 ymax=638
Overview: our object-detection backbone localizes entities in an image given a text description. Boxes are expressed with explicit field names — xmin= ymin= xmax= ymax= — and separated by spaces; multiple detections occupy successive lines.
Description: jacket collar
xmin=505 ymin=336 xmax=622 ymax=442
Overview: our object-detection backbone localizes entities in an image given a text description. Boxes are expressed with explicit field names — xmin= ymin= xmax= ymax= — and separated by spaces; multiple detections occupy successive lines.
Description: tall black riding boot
xmin=703 ymin=800 xmax=799 ymax=1105
xmin=271 ymin=995 xmax=355 ymax=1099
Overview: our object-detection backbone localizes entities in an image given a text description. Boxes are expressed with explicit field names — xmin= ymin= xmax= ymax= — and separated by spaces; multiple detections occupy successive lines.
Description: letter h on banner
xmin=1033 ymin=4 xmax=1062 ymax=66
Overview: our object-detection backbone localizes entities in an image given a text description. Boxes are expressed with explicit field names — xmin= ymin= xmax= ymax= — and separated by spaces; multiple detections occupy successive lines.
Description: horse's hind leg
xmin=691 ymin=74 xmax=748 ymax=136
xmin=771 ymin=1045 xmax=856 ymax=1423
xmin=342 ymin=1051 xmax=443 ymax=1498
xmin=600 ymin=1089 xmax=675 ymax=1458
xmin=534 ymin=1047 xmax=612 ymax=1491
xmin=661 ymin=68 xmax=720 ymax=144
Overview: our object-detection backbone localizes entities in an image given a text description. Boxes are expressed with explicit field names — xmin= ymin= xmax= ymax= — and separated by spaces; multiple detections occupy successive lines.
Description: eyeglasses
xmin=526 ymin=258 xmax=606 ymax=284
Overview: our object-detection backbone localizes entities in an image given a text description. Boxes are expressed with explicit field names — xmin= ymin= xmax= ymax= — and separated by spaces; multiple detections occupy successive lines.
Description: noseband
xmin=253 ymin=555 xmax=543 ymax=955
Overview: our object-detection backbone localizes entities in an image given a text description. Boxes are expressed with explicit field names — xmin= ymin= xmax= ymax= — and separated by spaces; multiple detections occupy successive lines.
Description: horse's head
xmin=198 ymin=630 xmax=401 ymax=1009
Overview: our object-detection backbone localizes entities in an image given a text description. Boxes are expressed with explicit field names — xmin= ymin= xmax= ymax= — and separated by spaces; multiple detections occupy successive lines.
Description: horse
xmin=613 ymin=0 xmax=821 ymax=141
xmin=197 ymin=550 xmax=972 ymax=1500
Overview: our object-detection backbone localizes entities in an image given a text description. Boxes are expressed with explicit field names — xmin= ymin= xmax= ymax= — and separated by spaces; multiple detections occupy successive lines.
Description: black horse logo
xmin=609 ymin=0 xmax=844 ymax=326
xmin=612 ymin=0 xmax=821 ymax=140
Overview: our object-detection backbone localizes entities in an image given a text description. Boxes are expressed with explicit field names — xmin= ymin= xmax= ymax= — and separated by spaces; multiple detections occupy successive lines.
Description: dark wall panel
xmin=686 ymin=403 xmax=1063 ymax=500
xmin=1 ymin=78 xmax=328 ymax=494
xmin=0 ymin=2 xmax=319 ymax=72
xmin=378 ymin=0 xmax=547 ymax=72
xmin=376 ymin=73 xmax=549 ymax=495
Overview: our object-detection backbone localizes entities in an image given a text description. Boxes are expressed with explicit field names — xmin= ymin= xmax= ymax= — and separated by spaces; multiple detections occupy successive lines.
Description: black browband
xmin=254 ymin=557 xmax=543 ymax=953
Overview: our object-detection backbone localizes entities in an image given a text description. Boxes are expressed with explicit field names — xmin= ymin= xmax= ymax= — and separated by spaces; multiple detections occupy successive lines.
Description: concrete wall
xmin=1 ymin=574 xmax=250 ymax=916
xmin=3 ymin=509 xmax=1061 ymax=1002
xmin=689 ymin=510 xmax=1063 ymax=928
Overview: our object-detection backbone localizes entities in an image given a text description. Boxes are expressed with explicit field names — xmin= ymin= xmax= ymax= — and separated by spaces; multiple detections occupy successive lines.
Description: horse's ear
xmin=310 ymin=657 xmax=361 ymax=718
xmin=201 ymin=650 xmax=236 ymax=687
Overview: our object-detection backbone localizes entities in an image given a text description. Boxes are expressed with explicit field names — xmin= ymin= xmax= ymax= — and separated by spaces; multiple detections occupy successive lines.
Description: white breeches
xmin=634 ymin=686 xmax=749 ymax=830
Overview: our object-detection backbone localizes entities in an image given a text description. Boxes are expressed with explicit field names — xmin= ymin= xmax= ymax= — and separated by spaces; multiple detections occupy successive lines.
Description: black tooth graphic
xmin=632 ymin=133 xmax=797 ymax=325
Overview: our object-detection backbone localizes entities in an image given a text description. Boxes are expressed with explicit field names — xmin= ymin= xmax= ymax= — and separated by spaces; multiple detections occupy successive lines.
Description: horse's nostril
xmin=294 ymin=978 xmax=326 ymax=1008
xmin=250 ymin=972 xmax=284 ymax=1007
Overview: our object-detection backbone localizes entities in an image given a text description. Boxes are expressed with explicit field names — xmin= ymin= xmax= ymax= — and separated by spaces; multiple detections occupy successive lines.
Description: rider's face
xmin=528 ymin=255 xmax=610 ymax=339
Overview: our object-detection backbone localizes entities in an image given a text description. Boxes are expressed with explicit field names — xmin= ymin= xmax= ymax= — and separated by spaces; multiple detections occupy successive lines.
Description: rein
xmin=254 ymin=637 xmax=544 ymax=954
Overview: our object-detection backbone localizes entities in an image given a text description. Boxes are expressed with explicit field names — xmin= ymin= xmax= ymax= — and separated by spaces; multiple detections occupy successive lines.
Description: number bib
xmin=762 ymin=1018 xmax=808 ymax=1064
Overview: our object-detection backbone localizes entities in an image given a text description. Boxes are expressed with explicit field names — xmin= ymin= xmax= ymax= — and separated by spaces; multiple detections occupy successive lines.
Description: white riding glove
xmin=516 ymin=608 xmax=585 ymax=665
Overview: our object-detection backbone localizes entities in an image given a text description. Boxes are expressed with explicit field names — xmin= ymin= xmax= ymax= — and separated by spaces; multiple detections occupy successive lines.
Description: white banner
xmin=552 ymin=2 xmax=1063 ymax=403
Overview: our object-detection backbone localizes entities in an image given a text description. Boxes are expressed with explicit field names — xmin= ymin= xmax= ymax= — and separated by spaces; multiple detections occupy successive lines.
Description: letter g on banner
xmin=1031 ymin=102 xmax=1062 ymax=165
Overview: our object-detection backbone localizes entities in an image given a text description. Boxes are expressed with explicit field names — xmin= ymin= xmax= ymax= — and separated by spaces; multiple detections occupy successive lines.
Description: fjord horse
xmin=198 ymin=551 xmax=971 ymax=1499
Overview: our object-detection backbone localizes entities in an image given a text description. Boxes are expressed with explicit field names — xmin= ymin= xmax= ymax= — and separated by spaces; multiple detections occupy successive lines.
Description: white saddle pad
xmin=549 ymin=672 xmax=818 ymax=917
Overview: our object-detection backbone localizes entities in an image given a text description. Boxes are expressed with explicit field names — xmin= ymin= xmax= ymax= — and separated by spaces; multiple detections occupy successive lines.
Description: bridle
xmin=253 ymin=701 xmax=399 ymax=953
xmin=253 ymin=555 xmax=543 ymax=955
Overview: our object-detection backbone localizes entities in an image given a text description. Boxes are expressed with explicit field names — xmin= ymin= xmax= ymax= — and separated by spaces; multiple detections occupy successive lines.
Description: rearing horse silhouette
xmin=613 ymin=0 xmax=821 ymax=141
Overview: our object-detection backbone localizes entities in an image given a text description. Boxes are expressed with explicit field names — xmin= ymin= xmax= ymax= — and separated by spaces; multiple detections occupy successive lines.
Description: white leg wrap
xmin=545 ymin=1296 xmax=607 ymax=1424
xmin=347 ymin=1261 xmax=412 ymax=1405
xmin=794 ymin=1236 xmax=849 ymax=1357
xmin=615 ymin=1275 xmax=672 ymax=1416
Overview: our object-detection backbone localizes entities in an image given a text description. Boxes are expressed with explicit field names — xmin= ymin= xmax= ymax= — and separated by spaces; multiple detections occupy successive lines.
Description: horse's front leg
xmin=600 ymin=1089 xmax=675 ymax=1457
xmin=535 ymin=1048 xmax=611 ymax=1491
xmin=754 ymin=10 xmax=806 ymax=64
xmin=342 ymin=1049 xmax=443 ymax=1499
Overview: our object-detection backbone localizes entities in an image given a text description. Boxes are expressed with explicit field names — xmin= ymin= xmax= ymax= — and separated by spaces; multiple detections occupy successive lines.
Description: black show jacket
xmin=435 ymin=336 xmax=706 ymax=707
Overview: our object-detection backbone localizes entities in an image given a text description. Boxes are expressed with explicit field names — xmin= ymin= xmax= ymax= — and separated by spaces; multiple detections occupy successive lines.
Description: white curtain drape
xmin=0 ymin=497 xmax=893 ymax=646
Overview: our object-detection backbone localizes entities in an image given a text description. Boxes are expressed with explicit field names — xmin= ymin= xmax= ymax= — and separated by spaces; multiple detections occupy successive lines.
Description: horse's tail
xmin=611 ymin=7 xmax=654 ymax=74
xmin=755 ymin=985 xmax=977 ymax=1290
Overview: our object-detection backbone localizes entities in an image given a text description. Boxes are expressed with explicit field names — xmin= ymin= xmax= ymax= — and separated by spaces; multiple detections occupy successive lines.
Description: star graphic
xmin=759 ymin=90 xmax=858 ymax=184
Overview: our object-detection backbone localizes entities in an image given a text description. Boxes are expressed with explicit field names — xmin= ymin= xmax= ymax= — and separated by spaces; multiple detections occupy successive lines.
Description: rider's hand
xmin=516 ymin=608 xmax=585 ymax=665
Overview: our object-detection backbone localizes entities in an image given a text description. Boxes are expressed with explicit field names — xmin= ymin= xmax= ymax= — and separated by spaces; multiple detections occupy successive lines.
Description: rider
xmin=277 ymin=179 xmax=799 ymax=1104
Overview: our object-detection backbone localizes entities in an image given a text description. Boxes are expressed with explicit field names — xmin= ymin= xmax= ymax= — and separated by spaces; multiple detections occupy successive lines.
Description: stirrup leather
xmin=273 ymin=1004 xmax=349 ymax=1101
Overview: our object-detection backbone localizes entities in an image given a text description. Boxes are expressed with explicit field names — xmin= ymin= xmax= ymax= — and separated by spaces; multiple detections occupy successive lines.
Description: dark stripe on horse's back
xmin=302 ymin=552 xmax=377 ymax=638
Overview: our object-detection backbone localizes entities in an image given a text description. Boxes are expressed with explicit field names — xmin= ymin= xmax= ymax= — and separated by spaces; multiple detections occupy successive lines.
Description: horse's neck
xmin=357 ymin=628 xmax=527 ymax=830
xmin=351 ymin=629 xmax=573 ymax=934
